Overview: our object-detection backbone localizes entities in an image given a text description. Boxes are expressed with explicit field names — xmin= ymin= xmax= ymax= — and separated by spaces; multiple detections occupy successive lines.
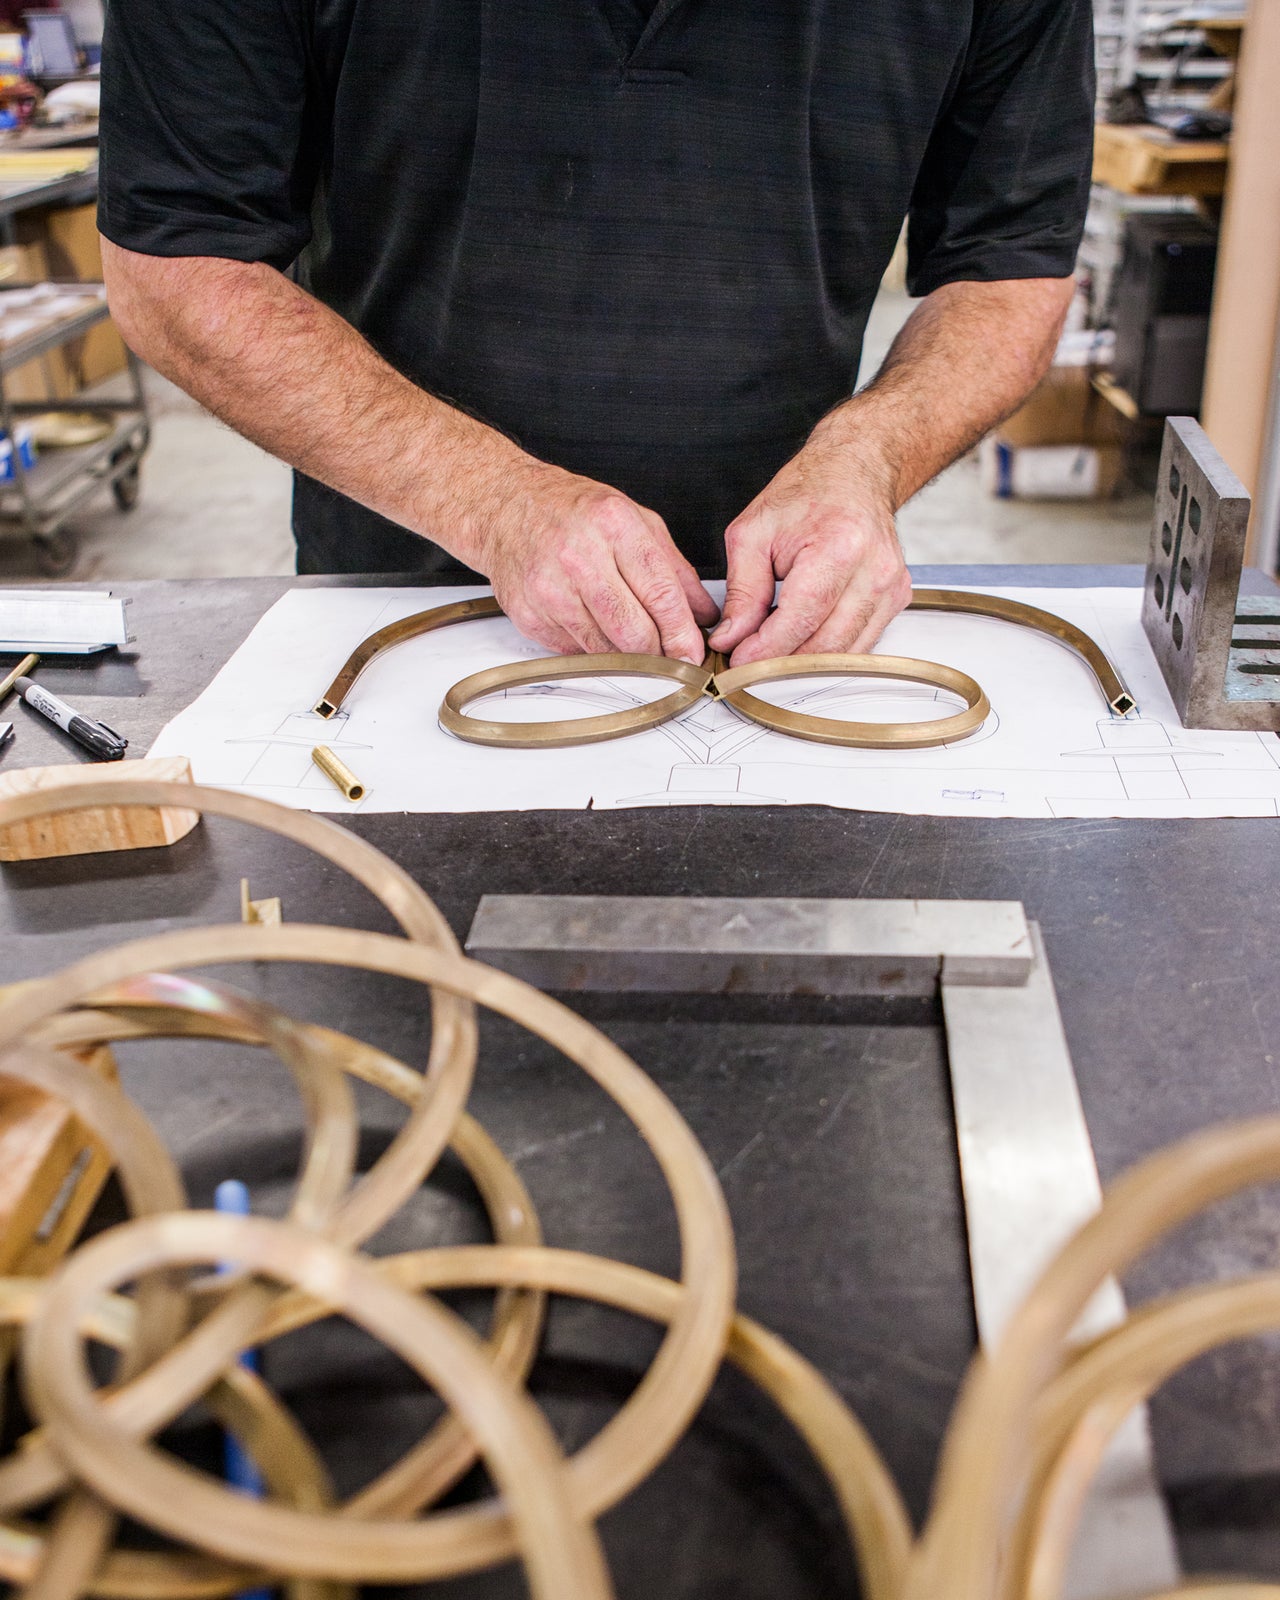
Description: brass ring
xmin=22 ymin=980 xmax=547 ymax=1520
xmin=439 ymin=655 xmax=712 ymax=748
xmin=713 ymin=653 xmax=991 ymax=749
xmin=0 ymin=995 xmax=544 ymax=1594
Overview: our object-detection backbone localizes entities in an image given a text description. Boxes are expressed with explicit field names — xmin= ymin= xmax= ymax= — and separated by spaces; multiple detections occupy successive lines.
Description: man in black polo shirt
xmin=98 ymin=2 xmax=1094 ymax=667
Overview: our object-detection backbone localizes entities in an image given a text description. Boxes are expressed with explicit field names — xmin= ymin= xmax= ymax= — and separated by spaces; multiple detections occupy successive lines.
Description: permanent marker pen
xmin=15 ymin=677 xmax=127 ymax=761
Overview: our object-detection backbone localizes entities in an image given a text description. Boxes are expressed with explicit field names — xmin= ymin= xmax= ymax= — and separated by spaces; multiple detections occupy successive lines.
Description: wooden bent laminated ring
xmin=0 ymin=921 xmax=736 ymax=1582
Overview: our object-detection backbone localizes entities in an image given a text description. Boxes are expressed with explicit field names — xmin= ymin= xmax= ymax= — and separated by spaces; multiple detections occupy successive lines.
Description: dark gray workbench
xmin=3 ymin=568 xmax=1280 ymax=1596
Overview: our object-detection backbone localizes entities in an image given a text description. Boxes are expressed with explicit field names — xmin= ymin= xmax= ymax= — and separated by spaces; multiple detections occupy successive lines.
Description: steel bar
xmin=942 ymin=925 xmax=1178 ymax=1599
xmin=465 ymin=895 xmax=1036 ymax=996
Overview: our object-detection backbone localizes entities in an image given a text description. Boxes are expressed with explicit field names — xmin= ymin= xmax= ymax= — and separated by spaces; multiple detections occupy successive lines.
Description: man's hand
xmin=708 ymin=437 xmax=911 ymax=666
xmin=709 ymin=276 xmax=1075 ymax=665
xmin=479 ymin=461 xmax=718 ymax=663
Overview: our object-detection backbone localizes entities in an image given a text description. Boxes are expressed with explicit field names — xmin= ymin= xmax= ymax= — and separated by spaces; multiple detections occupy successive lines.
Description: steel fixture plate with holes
xmin=1141 ymin=416 xmax=1280 ymax=730
xmin=467 ymin=893 xmax=1180 ymax=1600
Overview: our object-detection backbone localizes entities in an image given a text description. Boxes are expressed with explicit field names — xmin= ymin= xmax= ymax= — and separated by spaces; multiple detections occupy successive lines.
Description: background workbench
xmin=3 ymin=565 xmax=1280 ymax=1596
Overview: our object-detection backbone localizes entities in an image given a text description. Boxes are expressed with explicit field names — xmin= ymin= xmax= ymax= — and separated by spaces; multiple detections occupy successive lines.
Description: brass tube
xmin=311 ymin=746 xmax=367 ymax=802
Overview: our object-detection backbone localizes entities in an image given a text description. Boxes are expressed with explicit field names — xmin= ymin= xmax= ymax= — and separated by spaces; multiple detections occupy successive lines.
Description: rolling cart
xmin=0 ymin=282 xmax=150 ymax=575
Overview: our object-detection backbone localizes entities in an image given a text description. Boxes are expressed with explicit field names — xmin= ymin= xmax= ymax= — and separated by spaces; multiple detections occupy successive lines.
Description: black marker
xmin=15 ymin=678 xmax=127 ymax=761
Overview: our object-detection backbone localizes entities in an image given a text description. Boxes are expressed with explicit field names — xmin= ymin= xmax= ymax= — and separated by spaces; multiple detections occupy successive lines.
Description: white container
xmin=980 ymin=436 xmax=1121 ymax=501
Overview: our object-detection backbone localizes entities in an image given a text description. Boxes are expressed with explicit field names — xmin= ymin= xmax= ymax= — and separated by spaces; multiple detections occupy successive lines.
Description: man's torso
xmin=293 ymin=1 xmax=975 ymax=574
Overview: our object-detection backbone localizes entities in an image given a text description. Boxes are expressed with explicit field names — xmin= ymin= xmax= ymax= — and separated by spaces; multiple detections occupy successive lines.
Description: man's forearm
xmin=101 ymin=243 xmax=532 ymax=570
xmin=810 ymin=276 xmax=1075 ymax=509
xmin=102 ymin=241 xmax=716 ymax=657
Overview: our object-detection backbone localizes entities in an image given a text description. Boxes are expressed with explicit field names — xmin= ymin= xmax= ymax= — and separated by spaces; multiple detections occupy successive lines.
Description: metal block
xmin=1141 ymin=416 xmax=1280 ymax=730
xmin=466 ymin=894 xmax=1035 ymax=996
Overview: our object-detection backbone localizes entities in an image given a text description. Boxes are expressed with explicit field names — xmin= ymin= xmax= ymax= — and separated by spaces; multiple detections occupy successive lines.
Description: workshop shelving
xmin=0 ymin=283 xmax=149 ymax=575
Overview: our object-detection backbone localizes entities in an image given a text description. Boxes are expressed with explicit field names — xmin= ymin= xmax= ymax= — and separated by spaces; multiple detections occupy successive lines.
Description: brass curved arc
xmin=909 ymin=588 xmax=1137 ymax=717
xmin=314 ymin=596 xmax=503 ymax=718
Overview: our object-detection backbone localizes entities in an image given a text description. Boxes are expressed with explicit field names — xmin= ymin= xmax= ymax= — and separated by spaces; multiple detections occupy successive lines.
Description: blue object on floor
xmin=214 ymin=1179 xmax=272 ymax=1600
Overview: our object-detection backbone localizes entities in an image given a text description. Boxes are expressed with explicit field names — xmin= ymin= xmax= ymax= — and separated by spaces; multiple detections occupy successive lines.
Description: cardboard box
xmin=998 ymin=363 xmax=1132 ymax=450
xmin=0 ymin=241 xmax=69 ymax=403
xmin=16 ymin=201 xmax=127 ymax=388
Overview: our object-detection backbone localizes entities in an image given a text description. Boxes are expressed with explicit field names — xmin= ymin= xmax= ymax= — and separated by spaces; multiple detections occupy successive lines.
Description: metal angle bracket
xmin=466 ymin=893 xmax=1179 ymax=1600
xmin=1141 ymin=416 xmax=1280 ymax=731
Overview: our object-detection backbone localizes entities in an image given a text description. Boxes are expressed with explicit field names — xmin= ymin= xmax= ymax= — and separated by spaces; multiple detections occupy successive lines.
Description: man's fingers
xmin=501 ymin=600 xmax=581 ymax=656
xmin=728 ymin=552 xmax=847 ymax=665
xmin=581 ymin=579 xmax=663 ymax=655
xmin=617 ymin=539 xmax=706 ymax=664
xmin=708 ymin=520 xmax=776 ymax=652
xmin=673 ymin=557 xmax=721 ymax=628
xmin=556 ymin=599 xmax=615 ymax=656
xmin=560 ymin=543 xmax=663 ymax=655
xmin=796 ymin=565 xmax=909 ymax=653
xmin=849 ymin=589 xmax=911 ymax=654
xmin=795 ymin=585 xmax=879 ymax=655
xmin=837 ymin=565 xmax=912 ymax=654
xmin=637 ymin=511 xmax=720 ymax=634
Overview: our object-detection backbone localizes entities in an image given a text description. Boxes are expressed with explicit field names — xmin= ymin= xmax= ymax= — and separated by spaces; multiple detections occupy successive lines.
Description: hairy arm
xmin=101 ymin=242 xmax=716 ymax=660
xmin=709 ymin=276 xmax=1075 ymax=663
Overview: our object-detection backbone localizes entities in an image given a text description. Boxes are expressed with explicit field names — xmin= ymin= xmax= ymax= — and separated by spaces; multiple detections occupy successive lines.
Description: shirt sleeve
xmin=98 ymin=0 xmax=319 ymax=269
xmin=906 ymin=0 xmax=1095 ymax=295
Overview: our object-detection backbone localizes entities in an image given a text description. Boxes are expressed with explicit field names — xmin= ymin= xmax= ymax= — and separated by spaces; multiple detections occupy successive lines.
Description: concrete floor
xmin=0 ymin=290 xmax=1152 ymax=581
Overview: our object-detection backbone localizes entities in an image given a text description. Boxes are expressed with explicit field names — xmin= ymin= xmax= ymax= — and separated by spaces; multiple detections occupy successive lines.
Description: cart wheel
xmin=34 ymin=529 xmax=78 ymax=578
xmin=112 ymin=463 xmax=142 ymax=512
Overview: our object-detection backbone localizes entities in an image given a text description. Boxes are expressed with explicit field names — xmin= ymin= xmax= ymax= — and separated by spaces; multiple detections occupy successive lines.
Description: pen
xmin=14 ymin=677 xmax=127 ymax=761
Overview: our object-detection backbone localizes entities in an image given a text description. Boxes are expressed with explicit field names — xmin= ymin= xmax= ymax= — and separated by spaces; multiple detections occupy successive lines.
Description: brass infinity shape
xmin=313 ymin=590 xmax=1136 ymax=751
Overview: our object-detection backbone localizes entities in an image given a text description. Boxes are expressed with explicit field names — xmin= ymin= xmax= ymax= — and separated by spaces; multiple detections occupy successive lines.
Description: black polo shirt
xmin=99 ymin=1 xmax=1095 ymax=577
